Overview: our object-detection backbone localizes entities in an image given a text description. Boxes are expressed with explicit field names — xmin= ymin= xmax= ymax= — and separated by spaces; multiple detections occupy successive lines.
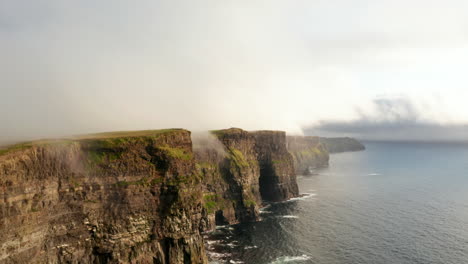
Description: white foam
xmin=244 ymin=245 xmax=258 ymax=249
xmin=226 ymin=241 xmax=238 ymax=248
xmin=280 ymin=215 xmax=299 ymax=219
xmin=286 ymin=193 xmax=316 ymax=202
xmin=270 ymin=254 xmax=311 ymax=263
xmin=368 ymin=173 xmax=381 ymax=176
xmin=229 ymin=260 xmax=244 ymax=264
xmin=207 ymin=251 xmax=231 ymax=259
xmin=207 ymin=240 xmax=221 ymax=245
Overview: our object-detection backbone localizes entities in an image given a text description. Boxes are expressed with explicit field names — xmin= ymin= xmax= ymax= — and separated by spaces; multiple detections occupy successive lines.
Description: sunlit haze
xmin=2 ymin=0 xmax=468 ymax=143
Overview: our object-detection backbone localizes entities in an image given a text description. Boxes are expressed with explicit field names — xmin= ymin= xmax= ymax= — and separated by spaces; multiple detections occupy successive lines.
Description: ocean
xmin=206 ymin=141 xmax=468 ymax=264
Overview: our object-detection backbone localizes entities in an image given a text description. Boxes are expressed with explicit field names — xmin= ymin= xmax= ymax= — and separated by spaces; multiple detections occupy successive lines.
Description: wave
xmin=270 ymin=254 xmax=311 ymax=263
xmin=367 ymin=173 xmax=381 ymax=176
xmin=216 ymin=225 xmax=235 ymax=231
xmin=207 ymin=251 xmax=231 ymax=259
xmin=207 ymin=240 xmax=222 ymax=245
xmin=285 ymin=193 xmax=317 ymax=202
xmin=244 ymin=245 xmax=258 ymax=249
xmin=226 ymin=241 xmax=238 ymax=248
xmin=279 ymin=215 xmax=299 ymax=219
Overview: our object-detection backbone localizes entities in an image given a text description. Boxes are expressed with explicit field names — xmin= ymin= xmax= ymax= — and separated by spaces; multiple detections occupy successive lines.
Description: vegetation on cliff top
xmin=159 ymin=145 xmax=192 ymax=160
xmin=72 ymin=129 xmax=184 ymax=140
xmin=0 ymin=129 xmax=186 ymax=157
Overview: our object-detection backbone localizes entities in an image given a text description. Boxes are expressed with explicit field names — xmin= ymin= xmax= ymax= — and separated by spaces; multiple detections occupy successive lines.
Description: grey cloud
xmin=2 ymin=1 xmax=468 ymax=145
xmin=305 ymin=98 xmax=468 ymax=141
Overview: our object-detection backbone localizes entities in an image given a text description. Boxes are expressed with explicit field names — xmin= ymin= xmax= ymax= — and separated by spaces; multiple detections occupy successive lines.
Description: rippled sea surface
xmin=206 ymin=141 xmax=468 ymax=264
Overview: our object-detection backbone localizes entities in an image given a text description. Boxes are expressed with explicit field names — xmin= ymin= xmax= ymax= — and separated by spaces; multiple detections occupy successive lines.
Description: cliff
xmin=195 ymin=128 xmax=298 ymax=230
xmin=0 ymin=128 xmax=298 ymax=263
xmin=319 ymin=137 xmax=365 ymax=153
xmin=286 ymin=136 xmax=329 ymax=175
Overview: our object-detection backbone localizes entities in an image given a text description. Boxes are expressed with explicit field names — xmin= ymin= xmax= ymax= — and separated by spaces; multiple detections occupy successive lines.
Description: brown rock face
xmin=253 ymin=131 xmax=298 ymax=202
xmin=195 ymin=128 xmax=298 ymax=230
xmin=0 ymin=128 xmax=300 ymax=263
xmin=0 ymin=130 xmax=206 ymax=264
xmin=287 ymin=136 xmax=330 ymax=175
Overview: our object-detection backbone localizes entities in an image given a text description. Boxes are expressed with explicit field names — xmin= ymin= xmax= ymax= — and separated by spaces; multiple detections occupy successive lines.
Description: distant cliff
xmin=319 ymin=137 xmax=365 ymax=153
xmin=0 ymin=128 xmax=298 ymax=264
xmin=286 ymin=136 xmax=329 ymax=175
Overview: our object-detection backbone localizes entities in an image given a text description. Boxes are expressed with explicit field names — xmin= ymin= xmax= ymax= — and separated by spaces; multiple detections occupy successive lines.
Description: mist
xmin=2 ymin=0 xmax=468 ymax=144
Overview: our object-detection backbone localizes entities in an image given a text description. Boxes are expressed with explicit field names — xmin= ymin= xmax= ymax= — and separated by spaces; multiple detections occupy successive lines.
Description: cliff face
xmin=319 ymin=137 xmax=365 ymax=153
xmin=253 ymin=131 xmax=298 ymax=202
xmin=0 ymin=128 xmax=299 ymax=263
xmin=287 ymin=136 xmax=329 ymax=175
xmin=195 ymin=129 xmax=298 ymax=230
xmin=0 ymin=130 xmax=206 ymax=264
xmin=195 ymin=128 xmax=261 ymax=228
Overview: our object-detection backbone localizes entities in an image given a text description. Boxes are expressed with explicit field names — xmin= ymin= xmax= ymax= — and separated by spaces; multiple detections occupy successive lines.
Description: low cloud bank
xmin=305 ymin=98 xmax=468 ymax=141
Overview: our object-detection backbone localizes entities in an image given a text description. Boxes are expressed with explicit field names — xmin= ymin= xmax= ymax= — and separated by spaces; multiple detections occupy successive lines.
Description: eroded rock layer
xmin=195 ymin=128 xmax=298 ymax=230
xmin=0 ymin=128 xmax=299 ymax=263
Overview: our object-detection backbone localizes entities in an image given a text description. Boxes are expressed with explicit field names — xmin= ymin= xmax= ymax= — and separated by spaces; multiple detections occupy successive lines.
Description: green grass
xmin=159 ymin=146 xmax=192 ymax=160
xmin=0 ymin=129 xmax=185 ymax=157
xmin=228 ymin=147 xmax=250 ymax=168
xmin=71 ymin=129 xmax=184 ymax=140
xmin=203 ymin=193 xmax=220 ymax=214
xmin=210 ymin=128 xmax=244 ymax=138
xmin=0 ymin=139 xmax=76 ymax=156
xmin=0 ymin=143 xmax=33 ymax=156
xmin=244 ymin=199 xmax=256 ymax=207
xmin=210 ymin=130 xmax=225 ymax=138
xmin=272 ymin=159 xmax=285 ymax=164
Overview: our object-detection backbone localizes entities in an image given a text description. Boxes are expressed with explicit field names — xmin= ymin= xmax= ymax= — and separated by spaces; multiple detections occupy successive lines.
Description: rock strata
xmin=0 ymin=128 xmax=299 ymax=263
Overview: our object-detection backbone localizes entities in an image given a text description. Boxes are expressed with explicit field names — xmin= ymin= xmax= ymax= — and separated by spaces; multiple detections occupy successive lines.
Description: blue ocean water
xmin=207 ymin=141 xmax=468 ymax=264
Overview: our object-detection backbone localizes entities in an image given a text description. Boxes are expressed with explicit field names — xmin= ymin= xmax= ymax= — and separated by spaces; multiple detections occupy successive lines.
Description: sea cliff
xmin=319 ymin=137 xmax=365 ymax=153
xmin=286 ymin=136 xmax=329 ymax=175
xmin=0 ymin=128 xmax=298 ymax=264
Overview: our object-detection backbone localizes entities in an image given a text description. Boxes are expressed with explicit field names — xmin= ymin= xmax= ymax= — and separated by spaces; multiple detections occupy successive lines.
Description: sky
xmin=1 ymin=0 xmax=468 ymax=143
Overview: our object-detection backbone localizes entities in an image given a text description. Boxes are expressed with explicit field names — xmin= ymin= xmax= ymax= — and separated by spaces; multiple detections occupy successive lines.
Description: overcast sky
xmin=2 ymin=0 xmax=468 ymax=143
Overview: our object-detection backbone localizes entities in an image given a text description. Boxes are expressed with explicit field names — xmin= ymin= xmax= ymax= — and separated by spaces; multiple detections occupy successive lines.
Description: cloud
xmin=305 ymin=97 xmax=468 ymax=141
xmin=1 ymin=0 xmax=468 ymax=144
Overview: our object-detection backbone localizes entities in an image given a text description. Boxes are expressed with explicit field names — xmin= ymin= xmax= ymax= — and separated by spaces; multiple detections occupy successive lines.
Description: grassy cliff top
xmin=0 ymin=129 xmax=187 ymax=156
xmin=69 ymin=129 xmax=185 ymax=140
xmin=211 ymin=128 xmax=286 ymax=137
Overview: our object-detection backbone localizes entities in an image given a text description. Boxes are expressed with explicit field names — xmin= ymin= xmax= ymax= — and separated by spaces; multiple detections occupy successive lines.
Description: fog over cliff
xmin=2 ymin=0 xmax=468 ymax=144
